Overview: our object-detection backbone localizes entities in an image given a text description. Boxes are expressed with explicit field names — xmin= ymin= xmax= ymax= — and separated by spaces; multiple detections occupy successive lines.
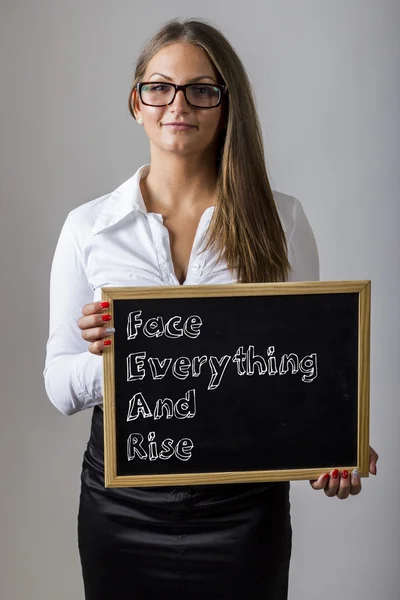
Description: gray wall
xmin=1 ymin=1 xmax=399 ymax=598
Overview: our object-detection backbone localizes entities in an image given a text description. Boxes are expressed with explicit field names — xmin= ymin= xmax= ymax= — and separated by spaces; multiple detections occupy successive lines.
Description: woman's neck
xmin=141 ymin=151 xmax=218 ymax=215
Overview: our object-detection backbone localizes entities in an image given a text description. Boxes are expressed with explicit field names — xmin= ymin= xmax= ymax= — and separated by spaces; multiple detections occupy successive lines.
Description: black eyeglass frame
xmin=136 ymin=82 xmax=227 ymax=108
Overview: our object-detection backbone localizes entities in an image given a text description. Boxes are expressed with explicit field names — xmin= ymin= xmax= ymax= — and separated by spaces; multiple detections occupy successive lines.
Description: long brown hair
xmin=128 ymin=18 xmax=291 ymax=283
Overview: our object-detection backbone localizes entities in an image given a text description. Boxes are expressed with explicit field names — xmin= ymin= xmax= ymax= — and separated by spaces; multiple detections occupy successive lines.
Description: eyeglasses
xmin=137 ymin=82 xmax=227 ymax=108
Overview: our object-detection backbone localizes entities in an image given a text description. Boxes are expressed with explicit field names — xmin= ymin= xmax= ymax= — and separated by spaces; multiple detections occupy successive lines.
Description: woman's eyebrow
xmin=148 ymin=73 xmax=216 ymax=83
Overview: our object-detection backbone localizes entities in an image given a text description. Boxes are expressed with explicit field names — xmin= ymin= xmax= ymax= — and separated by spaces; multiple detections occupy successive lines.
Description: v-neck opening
xmin=150 ymin=206 xmax=214 ymax=286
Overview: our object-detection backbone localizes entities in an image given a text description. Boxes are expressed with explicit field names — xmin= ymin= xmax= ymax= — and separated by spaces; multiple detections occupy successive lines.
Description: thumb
xmin=369 ymin=446 xmax=379 ymax=475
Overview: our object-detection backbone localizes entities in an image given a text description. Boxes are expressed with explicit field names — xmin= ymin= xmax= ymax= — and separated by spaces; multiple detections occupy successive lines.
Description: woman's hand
xmin=77 ymin=301 xmax=115 ymax=355
xmin=310 ymin=446 xmax=379 ymax=499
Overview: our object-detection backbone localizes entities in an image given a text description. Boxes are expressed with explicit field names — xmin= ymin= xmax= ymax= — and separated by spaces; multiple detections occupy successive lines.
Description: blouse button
xmin=192 ymin=263 xmax=200 ymax=272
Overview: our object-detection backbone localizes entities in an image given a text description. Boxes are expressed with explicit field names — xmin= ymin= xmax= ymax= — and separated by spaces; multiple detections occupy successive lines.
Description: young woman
xmin=44 ymin=18 xmax=378 ymax=600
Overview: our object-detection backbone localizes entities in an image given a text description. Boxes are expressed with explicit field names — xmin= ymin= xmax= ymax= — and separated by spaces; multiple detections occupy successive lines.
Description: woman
xmin=44 ymin=18 xmax=378 ymax=600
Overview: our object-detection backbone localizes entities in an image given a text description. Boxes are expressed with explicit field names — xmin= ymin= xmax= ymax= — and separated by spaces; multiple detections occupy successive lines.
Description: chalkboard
xmin=102 ymin=281 xmax=370 ymax=488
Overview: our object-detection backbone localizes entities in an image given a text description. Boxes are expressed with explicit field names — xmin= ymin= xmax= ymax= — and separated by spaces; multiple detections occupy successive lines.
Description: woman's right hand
xmin=77 ymin=301 xmax=115 ymax=355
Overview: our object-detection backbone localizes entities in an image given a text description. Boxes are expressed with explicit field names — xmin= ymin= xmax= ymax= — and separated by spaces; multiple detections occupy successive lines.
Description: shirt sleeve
xmin=43 ymin=214 xmax=103 ymax=416
xmin=287 ymin=198 xmax=320 ymax=282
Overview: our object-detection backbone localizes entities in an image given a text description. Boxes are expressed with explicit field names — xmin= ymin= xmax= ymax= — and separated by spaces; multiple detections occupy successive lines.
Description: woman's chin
xmin=157 ymin=141 xmax=199 ymax=155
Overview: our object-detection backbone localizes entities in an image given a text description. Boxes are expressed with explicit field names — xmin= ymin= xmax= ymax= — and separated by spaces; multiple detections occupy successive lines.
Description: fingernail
xmin=352 ymin=469 xmax=359 ymax=479
xmin=104 ymin=327 xmax=115 ymax=334
xmin=332 ymin=469 xmax=339 ymax=479
xmin=342 ymin=470 xmax=349 ymax=479
xmin=323 ymin=474 xmax=330 ymax=481
xmin=102 ymin=314 xmax=112 ymax=322
xmin=100 ymin=301 xmax=110 ymax=308
xmin=103 ymin=340 xmax=112 ymax=346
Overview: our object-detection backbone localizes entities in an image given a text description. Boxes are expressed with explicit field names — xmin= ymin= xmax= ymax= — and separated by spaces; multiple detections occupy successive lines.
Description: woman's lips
xmin=163 ymin=123 xmax=196 ymax=130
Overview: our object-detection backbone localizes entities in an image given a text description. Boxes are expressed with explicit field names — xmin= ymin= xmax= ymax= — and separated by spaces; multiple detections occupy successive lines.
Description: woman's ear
xmin=131 ymin=88 xmax=141 ymax=121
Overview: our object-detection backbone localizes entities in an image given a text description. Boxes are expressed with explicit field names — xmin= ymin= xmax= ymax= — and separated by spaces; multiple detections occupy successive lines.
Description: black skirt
xmin=78 ymin=406 xmax=292 ymax=600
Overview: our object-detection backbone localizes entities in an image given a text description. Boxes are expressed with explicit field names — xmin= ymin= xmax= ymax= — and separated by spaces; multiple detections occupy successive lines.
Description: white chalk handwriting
xmin=126 ymin=345 xmax=318 ymax=387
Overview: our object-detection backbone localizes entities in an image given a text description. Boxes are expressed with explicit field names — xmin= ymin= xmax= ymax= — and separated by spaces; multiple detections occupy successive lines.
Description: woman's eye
xmin=195 ymin=87 xmax=210 ymax=95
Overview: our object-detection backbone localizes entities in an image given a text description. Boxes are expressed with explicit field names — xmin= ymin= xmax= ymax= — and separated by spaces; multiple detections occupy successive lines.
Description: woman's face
xmin=133 ymin=42 xmax=225 ymax=158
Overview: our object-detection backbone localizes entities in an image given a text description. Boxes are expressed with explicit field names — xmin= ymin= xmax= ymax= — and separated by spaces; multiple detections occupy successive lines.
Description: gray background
xmin=1 ymin=1 xmax=399 ymax=598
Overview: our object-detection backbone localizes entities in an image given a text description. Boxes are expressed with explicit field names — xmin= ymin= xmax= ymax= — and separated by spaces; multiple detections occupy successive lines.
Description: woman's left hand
xmin=310 ymin=446 xmax=379 ymax=499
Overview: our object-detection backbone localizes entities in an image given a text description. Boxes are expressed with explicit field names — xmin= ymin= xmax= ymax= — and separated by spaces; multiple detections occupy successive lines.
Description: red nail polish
xmin=103 ymin=340 xmax=112 ymax=346
xmin=100 ymin=301 xmax=110 ymax=308
xmin=332 ymin=469 xmax=339 ymax=479
xmin=323 ymin=474 xmax=330 ymax=481
xmin=342 ymin=470 xmax=349 ymax=479
xmin=102 ymin=314 xmax=112 ymax=321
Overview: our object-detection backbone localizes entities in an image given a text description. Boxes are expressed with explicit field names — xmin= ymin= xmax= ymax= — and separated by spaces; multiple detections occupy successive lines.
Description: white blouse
xmin=43 ymin=164 xmax=320 ymax=416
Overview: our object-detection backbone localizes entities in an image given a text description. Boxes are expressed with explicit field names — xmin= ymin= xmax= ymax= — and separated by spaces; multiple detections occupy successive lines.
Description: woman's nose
xmin=170 ymin=89 xmax=190 ymax=110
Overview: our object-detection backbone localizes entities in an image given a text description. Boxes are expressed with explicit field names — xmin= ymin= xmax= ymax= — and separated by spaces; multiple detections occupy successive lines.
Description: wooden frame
xmin=102 ymin=280 xmax=370 ymax=488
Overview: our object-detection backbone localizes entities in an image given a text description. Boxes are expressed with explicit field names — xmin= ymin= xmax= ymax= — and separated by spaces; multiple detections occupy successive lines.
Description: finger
xmin=77 ymin=312 xmax=113 ymax=332
xmin=336 ymin=469 xmax=351 ymax=500
xmin=310 ymin=473 xmax=330 ymax=490
xmin=88 ymin=338 xmax=112 ymax=356
xmin=82 ymin=301 xmax=110 ymax=316
xmin=81 ymin=325 xmax=115 ymax=343
xmin=350 ymin=469 xmax=362 ymax=495
xmin=325 ymin=469 xmax=340 ymax=497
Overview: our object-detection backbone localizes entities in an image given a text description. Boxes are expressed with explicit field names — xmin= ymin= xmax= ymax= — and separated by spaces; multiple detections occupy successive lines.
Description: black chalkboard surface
xmin=102 ymin=281 xmax=370 ymax=488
